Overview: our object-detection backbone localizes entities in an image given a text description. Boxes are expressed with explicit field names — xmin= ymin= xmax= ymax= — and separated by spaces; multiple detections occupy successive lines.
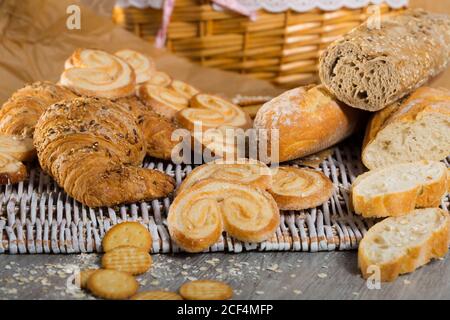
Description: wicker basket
xmin=113 ymin=1 xmax=405 ymax=87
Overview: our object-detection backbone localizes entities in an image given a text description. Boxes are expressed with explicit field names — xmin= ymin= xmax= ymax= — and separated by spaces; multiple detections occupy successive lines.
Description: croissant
xmin=33 ymin=97 xmax=175 ymax=207
xmin=114 ymin=96 xmax=179 ymax=160
xmin=0 ymin=81 xmax=77 ymax=138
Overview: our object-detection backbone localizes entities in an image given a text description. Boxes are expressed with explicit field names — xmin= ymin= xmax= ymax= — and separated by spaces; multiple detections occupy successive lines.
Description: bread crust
xmin=352 ymin=161 xmax=448 ymax=218
xmin=253 ymin=85 xmax=360 ymax=162
xmin=362 ymin=87 xmax=450 ymax=169
xmin=358 ymin=208 xmax=450 ymax=282
xmin=319 ymin=9 xmax=450 ymax=111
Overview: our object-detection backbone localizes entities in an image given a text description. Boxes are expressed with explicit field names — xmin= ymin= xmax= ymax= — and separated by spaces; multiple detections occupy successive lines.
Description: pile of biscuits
xmin=78 ymin=221 xmax=233 ymax=300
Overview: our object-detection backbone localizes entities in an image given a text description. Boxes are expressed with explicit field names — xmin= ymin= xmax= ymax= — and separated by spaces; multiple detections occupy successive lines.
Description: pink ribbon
xmin=155 ymin=0 xmax=257 ymax=48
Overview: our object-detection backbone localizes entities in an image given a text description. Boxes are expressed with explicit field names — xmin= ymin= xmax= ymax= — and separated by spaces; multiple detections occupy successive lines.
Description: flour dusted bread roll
xmin=168 ymin=180 xmax=279 ymax=252
xmin=115 ymin=49 xmax=155 ymax=84
xmin=359 ymin=208 xmax=450 ymax=282
xmin=352 ymin=161 xmax=448 ymax=218
xmin=137 ymin=85 xmax=189 ymax=120
xmin=254 ymin=85 xmax=360 ymax=162
xmin=0 ymin=81 xmax=77 ymax=138
xmin=269 ymin=167 xmax=334 ymax=210
xmin=362 ymin=87 xmax=450 ymax=169
xmin=60 ymin=49 xmax=136 ymax=99
xmin=114 ymin=96 xmax=179 ymax=160
xmin=177 ymin=159 xmax=271 ymax=194
xmin=319 ymin=9 xmax=450 ymax=111
xmin=34 ymin=97 xmax=175 ymax=207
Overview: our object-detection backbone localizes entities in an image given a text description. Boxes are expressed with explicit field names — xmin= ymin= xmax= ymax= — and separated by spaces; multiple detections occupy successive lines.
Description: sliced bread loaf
xmin=352 ymin=161 xmax=448 ymax=218
xmin=358 ymin=208 xmax=450 ymax=282
xmin=362 ymin=87 xmax=450 ymax=170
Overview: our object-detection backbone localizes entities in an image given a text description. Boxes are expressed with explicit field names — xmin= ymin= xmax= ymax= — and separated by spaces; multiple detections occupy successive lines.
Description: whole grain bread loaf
xmin=319 ymin=9 xmax=450 ymax=111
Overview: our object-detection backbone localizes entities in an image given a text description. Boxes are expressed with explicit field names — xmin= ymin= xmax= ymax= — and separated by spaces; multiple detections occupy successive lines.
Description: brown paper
xmin=0 ymin=0 xmax=283 ymax=104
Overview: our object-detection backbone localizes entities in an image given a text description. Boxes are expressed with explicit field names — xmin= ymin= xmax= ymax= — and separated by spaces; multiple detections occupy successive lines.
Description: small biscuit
xmin=179 ymin=280 xmax=233 ymax=300
xmin=102 ymin=221 xmax=152 ymax=252
xmin=87 ymin=269 xmax=139 ymax=300
xmin=102 ymin=246 xmax=152 ymax=275
xmin=130 ymin=291 xmax=183 ymax=300
xmin=79 ymin=269 xmax=98 ymax=289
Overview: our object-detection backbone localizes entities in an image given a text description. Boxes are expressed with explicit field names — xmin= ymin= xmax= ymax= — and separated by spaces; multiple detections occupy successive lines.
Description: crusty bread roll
xmin=359 ymin=208 xmax=450 ymax=282
xmin=352 ymin=161 xmax=448 ymax=218
xmin=60 ymin=49 xmax=136 ymax=99
xmin=253 ymin=85 xmax=360 ymax=162
xmin=34 ymin=97 xmax=175 ymax=207
xmin=319 ymin=9 xmax=450 ymax=112
xmin=362 ymin=87 xmax=450 ymax=170
xmin=168 ymin=179 xmax=279 ymax=252
xmin=269 ymin=167 xmax=334 ymax=210
xmin=114 ymin=96 xmax=179 ymax=160
xmin=115 ymin=49 xmax=155 ymax=84
xmin=0 ymin=81 xmax=77 ymax=138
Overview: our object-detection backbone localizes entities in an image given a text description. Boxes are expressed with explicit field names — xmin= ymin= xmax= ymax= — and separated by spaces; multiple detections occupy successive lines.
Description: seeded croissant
xmin=33 ymin=97 xmax=175 ymax=207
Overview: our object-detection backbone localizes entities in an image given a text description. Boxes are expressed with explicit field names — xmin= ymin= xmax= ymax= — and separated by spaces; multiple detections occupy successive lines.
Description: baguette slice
xmin=352 ymin=161 xmax=448 ymax=218
xmin=362 ymin=87 xmax=450 ymax=170
xmin=359 ymin=208 xmax=450 ymax=282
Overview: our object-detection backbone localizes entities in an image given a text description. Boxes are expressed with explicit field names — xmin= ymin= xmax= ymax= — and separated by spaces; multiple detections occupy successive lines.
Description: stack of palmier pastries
xmin=168 ymin=159 xmax=334 ymax=252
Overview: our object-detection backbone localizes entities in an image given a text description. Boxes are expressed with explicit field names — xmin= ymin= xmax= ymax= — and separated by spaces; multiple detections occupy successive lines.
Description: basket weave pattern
xmin=113 ymin=1 xmax=403 ymax=87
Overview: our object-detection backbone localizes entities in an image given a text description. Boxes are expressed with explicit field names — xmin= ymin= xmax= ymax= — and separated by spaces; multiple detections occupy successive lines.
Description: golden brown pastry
xmin=0 ymin=81 xmax=77 ymax=138
xmin=269 ymin=167 xmax=334 ymax=210
xmin=33 ymin=97 xmax=175 ymax=207
xmin=169 ymin=80 xmax=199 ymax=99
xmin=145 ymin=71 xmax=172 ymax=87
xmin=0 ymin=153 xmax=28 ymax=184
xmin=168 ymin=179 xmax=279 ymax=252
xmin=177 ymin=158 xmax=272 ymax=194
xmin=0 ymin=135 xmax=35 ymax=162
xmin=115 ymin=49 xmax=155 ymax=84
xmin=177 ymin=94 xmax=252 ymax=131
xmin=114 ymin=96 xmax=179 ymax=160
xmin=60 ymin=49 xmax=136 ymax=99
xmin=137 ymin=85 xmax=189 ymax=120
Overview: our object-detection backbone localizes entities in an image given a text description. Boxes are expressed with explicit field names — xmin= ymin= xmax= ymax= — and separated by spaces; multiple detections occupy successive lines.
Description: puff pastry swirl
xmin=60 ymin=49 xmax=136 ymax=99
xmin=269 ymin=167 xmax=334 ymax=210
xmin=168 ymin=179 xmax=279 ymax=252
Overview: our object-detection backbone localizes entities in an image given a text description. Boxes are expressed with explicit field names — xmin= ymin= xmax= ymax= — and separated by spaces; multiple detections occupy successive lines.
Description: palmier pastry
xmin=177 ymin=158 xmax=271 ymax=194
xmin=60 ymin=48 xmax=136 ymax=99
xmin=137 ymin=85 xmax=189 ymax=120
xmin=145 ymin=71 xmax=172 ymax=87
xmin=168 ymin=180 xmax=279 ymax=252
xmin=0 ymin=135 xmax=34 ymax=162
xmin=114 ymin=96 xmax=179 ymax=160
xmin=170 ymin=80 xmax=199 ymax=99
xmin=176 ymin=94 xmax=252 ymax=131
xmin=115 ymin=49 xmax=155 ymax=84
xmin=34 ymin=97 xmax=175 ymax=207
xmin=269 ymin=167 xmax=334 ymax=210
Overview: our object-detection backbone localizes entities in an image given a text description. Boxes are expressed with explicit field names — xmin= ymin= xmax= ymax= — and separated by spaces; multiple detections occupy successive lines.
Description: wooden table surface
xmin=1 ymin=251 xmax=449 ymax=300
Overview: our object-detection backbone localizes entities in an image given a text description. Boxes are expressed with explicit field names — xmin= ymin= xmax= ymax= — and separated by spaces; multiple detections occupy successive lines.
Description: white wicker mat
xmin=0 ymin=143 xmax=448 ymax=254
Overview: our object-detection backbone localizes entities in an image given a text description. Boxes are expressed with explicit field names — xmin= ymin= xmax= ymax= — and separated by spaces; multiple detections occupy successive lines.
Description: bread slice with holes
xmin=358 ymin=208 xmax=450 ymax=282
xmin=362 ymin=87 xmax=450 ymax=170
xmin=352 ymin=161 xmax=448 ymax=218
